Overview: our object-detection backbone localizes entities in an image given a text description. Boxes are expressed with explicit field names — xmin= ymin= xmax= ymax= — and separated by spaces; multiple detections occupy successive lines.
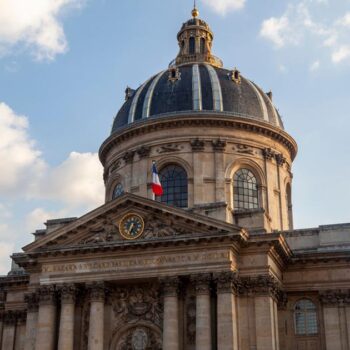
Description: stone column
xmin=58 ymin=284 xmax=76 ymax=350
xmin=215 ymin=272 xmax=239 ymax=350
xmin=192 ymin=274 xmax=211 ymax=350
xmin=251 ymin=276 xmax=280 ymax=350
xmin=88 ymin=283 xmax=105 ymax=350
xmin=35 ymin=286 xmax=57 ymax=350
xmin=162 ymin=277 xmax=180 ymax=350
xmin=1 ymin=311 xmax=17 ymax=350
xmin=14 ymin=312 xmax=27 ymax=350
xmin=24 ymin=292 xmax=39 ymax=350
xmin=212 ymin=140 xmax=227 ymax=203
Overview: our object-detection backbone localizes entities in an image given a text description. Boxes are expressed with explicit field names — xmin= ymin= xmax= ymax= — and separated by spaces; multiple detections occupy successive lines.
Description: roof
xmin=111 ymin=63 xmax=284 ymax=134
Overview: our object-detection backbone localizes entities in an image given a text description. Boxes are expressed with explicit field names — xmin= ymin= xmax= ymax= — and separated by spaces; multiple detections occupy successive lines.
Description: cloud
xmin=0 ymin=0 xmax=85 ymax=60
xmin=0 ymin=102 xmax=46 ymax=194
xmin=260 ymin=1 xmax=350 ymax=65
xmin=310 ymin=60 xmax=320 ymax=71
xmin=0 ymin=102 xmax=104 ymax=209
xmin=201 ymin=0 xmax=245 ymax=15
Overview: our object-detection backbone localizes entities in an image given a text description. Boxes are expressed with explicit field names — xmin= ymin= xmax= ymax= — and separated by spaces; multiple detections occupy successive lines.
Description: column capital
xmin=58 ymin=284 xmax=76 ymax=304
xmin=319 ymin=290 xmax=350 ymax=306
xmin=87 ymin=282 xmax=106 ymax=302
xmin=161 ymin=276 xmax=180 ymax=297
xmin=24 ymin=291 xmax=39 ymax=312
xmin=38 ymin=285 xmax=56 ymax=305
xmin=190 ymin=273 xmax=211 ymax=295
xmin=212 ymin=139 xmax=227 ymax=152
xmin=214 ymin=271 xmax=238 ymax=294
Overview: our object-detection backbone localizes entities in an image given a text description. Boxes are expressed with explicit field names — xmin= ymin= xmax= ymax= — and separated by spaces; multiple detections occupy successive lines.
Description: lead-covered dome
xmin=111 ymin=7 xmax=284 ymax=134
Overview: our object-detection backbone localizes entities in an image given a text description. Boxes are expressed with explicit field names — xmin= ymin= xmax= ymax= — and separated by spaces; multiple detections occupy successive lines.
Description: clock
xmin=119 ymin=213 xmax=145 ymax=240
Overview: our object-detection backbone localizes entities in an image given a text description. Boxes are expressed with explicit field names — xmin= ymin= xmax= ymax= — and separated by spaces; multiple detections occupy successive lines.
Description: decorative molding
xmin=143 ymin=219 xmax=190 ymax=238
xmin=233 ymin=144 xmax=254 ymax=155
xmin=212 ymin=139 xmax=227 ymax=152
xmin=38 ymin=285 xmax=56 ymax=305
xmin=157 ymin=144 xmax=182 ymax=154
xmin=214 ymin=271 xmax=239 ymax=294
xmin=275 ymin=153 xmax=286 ymax=167
xmin=190 ymin=138 xmax=205 ymax=151
xmin=25 ymin=292 xmax=39 ymax=312
xmin=58 ymin=284 xmax=76 ymax=304
xmin=136 ymin=146 xmax=151 ymax=159
xmin=319 ymin=290 xmax=350 ymax=306
xmin=263 ymin=147 xmax=275 ymax=160
xmin=191 ymin=273 xmax=211 ymax=295
xmin=88 ymin=282 xmax=106 ymax=302
xmin=123 ymin=151 xmax=135 ymax=164
xmin=161 ymin=277 xmax=180 ymax=297
xmin=80 ymin=219 xmax=119 ymax=245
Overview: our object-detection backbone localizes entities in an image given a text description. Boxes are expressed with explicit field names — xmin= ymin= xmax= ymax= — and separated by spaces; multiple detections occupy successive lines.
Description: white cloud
xmin=310 ymin=60 xmax=320 ymax=71
xmin=260 ymin=1 xmax=350 ymax=65
xmin=0 ymin=102 xmax=104 ymax=209
xmin=0 ymin=241 xmax=14 ymax=275
xmin=0 ymin=102 xmax=46 ymax=194
xmin=201 ymin=0 xmax=245 ymax=15
xmin=0 ymin=0 xmax=85 ymax=60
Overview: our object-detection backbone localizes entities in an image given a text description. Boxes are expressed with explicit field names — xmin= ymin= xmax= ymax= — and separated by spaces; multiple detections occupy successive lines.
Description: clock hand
xmin=128 ymin=223 xmax=134 ymax=234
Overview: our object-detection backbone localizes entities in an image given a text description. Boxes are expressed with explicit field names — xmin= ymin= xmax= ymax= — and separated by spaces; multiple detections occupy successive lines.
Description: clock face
xmin=119 ymin=213 xmax=144 ymax=240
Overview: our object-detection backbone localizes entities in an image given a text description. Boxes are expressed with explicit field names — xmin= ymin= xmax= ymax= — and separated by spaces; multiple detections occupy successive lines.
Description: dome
xmin=111 ymin=64 xmax=284 ymax=134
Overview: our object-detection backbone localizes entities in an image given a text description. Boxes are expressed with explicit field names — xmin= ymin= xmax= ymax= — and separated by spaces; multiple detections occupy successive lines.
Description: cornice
xmin=99 ymin=114 xmax=298 ymax=165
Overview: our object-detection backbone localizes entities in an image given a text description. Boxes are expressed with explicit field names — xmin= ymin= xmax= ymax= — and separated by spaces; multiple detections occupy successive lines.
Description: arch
xmin=189 ymin=37 xmax=195 ymax=54
xmin=109 ymin=321 xmax=162 ymax=350
xmin=153 ymin=156 xmax=194 ymax=180
xmin=157 ymin=163 xmax=188 ymax=208
xmin=294 ymin=299 xmax=318 ymax=336
xmin=107 ymin=173 xmax=124 ymax=201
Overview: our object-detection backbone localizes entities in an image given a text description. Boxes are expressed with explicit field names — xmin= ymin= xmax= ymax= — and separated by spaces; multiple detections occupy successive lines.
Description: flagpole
xmin=152 ymin=160 xmax=156 ymax=201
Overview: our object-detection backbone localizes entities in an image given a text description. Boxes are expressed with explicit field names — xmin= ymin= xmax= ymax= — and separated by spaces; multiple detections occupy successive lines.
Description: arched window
xmin=189 ymin=37 xmax=195 ymax=54
xmin=157 ymin=164 xmax=188 ymax=208
xmin=294 ymin=299 xmax=318 ymax=336
xmin=233 ymin=168 xmax=259 ymax=210
xmin=200 ymin=38 xmax=206 ymax=54
xmin=112 ymin=183 xmax=124 ymax=199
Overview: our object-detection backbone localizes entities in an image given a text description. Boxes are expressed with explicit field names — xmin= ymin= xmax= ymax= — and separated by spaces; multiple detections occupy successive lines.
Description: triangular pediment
xmin=23 ymin=194 xmax=244 ymax=253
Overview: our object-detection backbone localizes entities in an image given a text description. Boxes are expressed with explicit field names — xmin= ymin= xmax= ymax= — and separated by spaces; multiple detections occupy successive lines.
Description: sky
xmin=0 ymin=0 xmax=350 ymax=274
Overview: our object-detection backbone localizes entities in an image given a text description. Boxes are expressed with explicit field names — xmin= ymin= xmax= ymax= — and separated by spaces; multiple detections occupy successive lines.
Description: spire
xmin=192 ymin=0 xmax=199 ymax=18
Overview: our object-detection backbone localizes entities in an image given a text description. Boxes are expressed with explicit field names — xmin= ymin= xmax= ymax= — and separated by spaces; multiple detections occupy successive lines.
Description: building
xmin=1 ymin=6 xmax=350 ymax=350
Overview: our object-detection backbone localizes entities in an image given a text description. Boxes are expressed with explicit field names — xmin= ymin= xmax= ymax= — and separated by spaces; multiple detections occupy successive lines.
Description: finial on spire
xmin=192 ymin=0 xmax=199 ymax=18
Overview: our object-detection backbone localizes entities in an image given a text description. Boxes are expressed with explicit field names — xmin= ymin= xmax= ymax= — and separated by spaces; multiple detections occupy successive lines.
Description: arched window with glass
xmin=294 ymin=299 xmax=318 ymax=336
xmin=189 ymin=37 xmax=195 ymax=54
xmin=200 ymin=38 xmax=206 ymax=54
xmin=157 ymin=164 xmax=188 ymax=208
xmin=233 ymin=168 xmax=259 ymax=210
xmin=112 ymin=183 xmax=124 ymax=200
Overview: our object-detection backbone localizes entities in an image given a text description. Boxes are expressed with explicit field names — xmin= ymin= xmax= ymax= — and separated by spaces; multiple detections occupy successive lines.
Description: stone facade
xmin=1 ymin=6 xmax=350 ymax=350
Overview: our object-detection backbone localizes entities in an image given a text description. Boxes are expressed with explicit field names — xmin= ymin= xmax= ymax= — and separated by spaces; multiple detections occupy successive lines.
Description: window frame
xmin=233 ymin=168 xmax=260 ymax=211
xmin=156 ymin=164 xmax=188 ymax=208
xmin=294 ymin=299 xmax=319 ymax=337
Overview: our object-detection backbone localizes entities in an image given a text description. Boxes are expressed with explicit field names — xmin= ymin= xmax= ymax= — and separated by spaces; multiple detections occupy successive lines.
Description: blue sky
xmin=0 ymin=0 xmax=350 ymax=273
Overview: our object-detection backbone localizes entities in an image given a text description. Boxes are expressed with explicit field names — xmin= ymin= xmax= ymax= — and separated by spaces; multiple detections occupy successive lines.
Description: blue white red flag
xmin=152 ymin=162 xmax=163 ymax=196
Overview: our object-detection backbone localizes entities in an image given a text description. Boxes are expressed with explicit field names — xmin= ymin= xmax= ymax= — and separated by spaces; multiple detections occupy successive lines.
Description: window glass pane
xmin=294 ymin=299 xmax=318 ymax=336
xmin=233 ymin=169 xmax=259 ymax=210
xmin=112 ymin=183 xmax=124 ymax=199
xmin=156 ymin=164 xmax=188 ymax=208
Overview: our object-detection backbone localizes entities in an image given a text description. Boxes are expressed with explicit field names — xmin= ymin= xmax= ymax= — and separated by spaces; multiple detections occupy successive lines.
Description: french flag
xmin=152 ymin=161 xmax=163 ymax=196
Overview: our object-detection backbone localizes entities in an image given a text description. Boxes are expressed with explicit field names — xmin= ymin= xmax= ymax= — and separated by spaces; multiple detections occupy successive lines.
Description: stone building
xmin=1 ymin=6 xmax=350 ymax=350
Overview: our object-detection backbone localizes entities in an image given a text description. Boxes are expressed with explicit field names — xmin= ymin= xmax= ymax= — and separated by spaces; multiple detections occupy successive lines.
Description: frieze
xmin=42 ymin=251 xmax=231 ymax=275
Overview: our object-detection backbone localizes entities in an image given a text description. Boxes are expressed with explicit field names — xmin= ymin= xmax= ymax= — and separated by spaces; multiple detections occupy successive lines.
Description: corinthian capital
xmin=58 ymin=284 xmax=76 ymax=304
xmin=214 ymin=271 xmax=238 ymax=294
xmin=161 ymin=276 xmax=180 ymax=297
xmin=38 ymin=285 xmax=56 ymax=305
xmin=191 ymin=273 xmax=211 ymax=295
xmin=87 ymin=282 xmax=106 ymax=302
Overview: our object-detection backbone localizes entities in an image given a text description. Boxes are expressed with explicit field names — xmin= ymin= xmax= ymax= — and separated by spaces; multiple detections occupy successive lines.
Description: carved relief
xmin=123 ymin=151 xmax=135 ymax=164
xmin=136 ymin=146 xmax=151 ymax=159
xmin=112 ymin=284 xmax=163 ymax=327
xmin=80 ymin=218 xmax=119 ymax=244
xmin=233 ymin=144 xmax=254 ymax=155
xmin=156 ymin=144 xmax=183 ymax=153
xmin=275 ymin=153 xmax=286 ymax=167
xmin=263 ymin=148 xmax=275 ymax=160
xmin=143 ymin=219 xmax=190 ymax=238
